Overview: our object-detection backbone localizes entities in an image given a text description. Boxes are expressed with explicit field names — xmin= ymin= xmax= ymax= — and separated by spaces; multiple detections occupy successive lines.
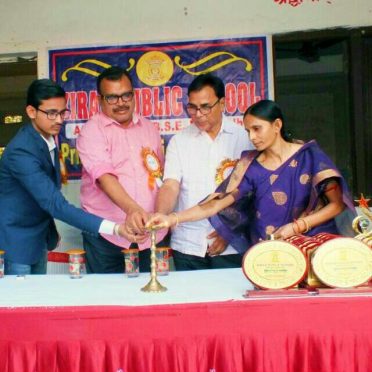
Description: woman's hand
xmin=273 ymin=223 xmax=296 ymax=240
xmin=145 ymin=213 xmax=177 ymax=230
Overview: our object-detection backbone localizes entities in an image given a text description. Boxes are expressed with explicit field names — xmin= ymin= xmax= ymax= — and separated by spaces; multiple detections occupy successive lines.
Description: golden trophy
xmin=242 ymin=239 xmax=308 ymax=290
xmin=243 ymin=194 xmax=372 ymax=295
xmin=311 ymin=194 xmax=372 ymax=291
xmin=141 ymin=229 xmax=167 ymax=292
xmin=352 ymin=194 xmax=372 ymax=246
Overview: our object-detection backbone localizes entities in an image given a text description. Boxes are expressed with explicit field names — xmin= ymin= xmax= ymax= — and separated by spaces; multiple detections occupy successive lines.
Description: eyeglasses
xmin=186 ymin=99 xmax=220 ymax=116
xmin=37 ymin=108 xmax=70 ymax=120
xmin=102 ymin=91 xmax=134 ymax=105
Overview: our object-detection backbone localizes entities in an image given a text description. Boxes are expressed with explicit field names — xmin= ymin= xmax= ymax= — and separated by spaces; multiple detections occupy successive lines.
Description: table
xmin=1 ymin=269 xmax=372 ymax=372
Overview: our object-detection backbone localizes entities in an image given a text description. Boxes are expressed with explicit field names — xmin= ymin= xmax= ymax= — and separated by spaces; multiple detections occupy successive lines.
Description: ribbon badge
xmin=141 ymin=147 xmax=163 ymax=190
xmin=215 ymin=158 xmax=238 ymax=185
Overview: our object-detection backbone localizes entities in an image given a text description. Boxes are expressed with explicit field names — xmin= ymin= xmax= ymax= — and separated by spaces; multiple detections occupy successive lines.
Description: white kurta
xmin=164 ymin=117 xmax=253 ymax=257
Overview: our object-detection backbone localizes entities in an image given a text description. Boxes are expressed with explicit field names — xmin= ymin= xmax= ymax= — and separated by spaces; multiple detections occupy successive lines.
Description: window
xmin=274 ymin=28 xmax=372 ymax=197
xmin=0 ymin=54 xmax=37 ymax=148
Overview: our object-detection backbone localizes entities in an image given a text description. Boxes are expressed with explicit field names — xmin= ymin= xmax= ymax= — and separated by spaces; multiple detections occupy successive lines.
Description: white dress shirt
xmin=164 ymin=117 xmax=253 ymax=257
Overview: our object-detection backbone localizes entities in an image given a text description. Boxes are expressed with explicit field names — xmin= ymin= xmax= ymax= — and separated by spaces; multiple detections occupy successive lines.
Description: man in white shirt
xmin=155 ymin=73 xmax=253 ymax=270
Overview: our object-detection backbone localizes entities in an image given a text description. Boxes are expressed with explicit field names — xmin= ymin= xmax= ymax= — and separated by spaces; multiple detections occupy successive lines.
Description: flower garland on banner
xmin=274 ymin=0 xmax=332 ymax=6
xmin=141 ymin=147 xmax=163 ymax=190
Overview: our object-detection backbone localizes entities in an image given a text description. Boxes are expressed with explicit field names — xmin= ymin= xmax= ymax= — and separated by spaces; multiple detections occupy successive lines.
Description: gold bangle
xmin=293 ymin=219 xmax=301 ymax=234
xmin=171 ymin=212 xmax=179 ymax=227
xmin=298 ymin=218 xmax=311 ymax=233
xmin=292 ymin=222 xmax=298 ymax=235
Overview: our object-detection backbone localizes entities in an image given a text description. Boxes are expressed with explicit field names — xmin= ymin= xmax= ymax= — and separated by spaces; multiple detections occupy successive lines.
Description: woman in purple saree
xmin=147 ymin=100 xmax=355 ymax=254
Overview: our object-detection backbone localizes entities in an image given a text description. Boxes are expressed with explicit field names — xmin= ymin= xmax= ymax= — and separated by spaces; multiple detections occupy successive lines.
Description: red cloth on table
xmin=0 ymin=297 xmax=372 ymax=372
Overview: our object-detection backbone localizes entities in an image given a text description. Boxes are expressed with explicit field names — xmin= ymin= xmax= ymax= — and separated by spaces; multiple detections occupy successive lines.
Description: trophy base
xmin=316 ymin=286 xmax=372 ymax=296
xmin=141 ymin=278 xmax=167 ymax=292
xmin=243 ymin=288 xmax=310 ymax=298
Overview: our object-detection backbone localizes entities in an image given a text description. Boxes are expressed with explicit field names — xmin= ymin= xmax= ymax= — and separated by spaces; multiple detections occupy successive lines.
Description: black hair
xmin=26 ymin=79 xmax=66 ymax=109
xmin=244 ymin=99 xmax=292 ymax=142
xmin=187 ymin=73 xmax=225 ymax=99
xmin=96 ymin=66 xmax=133 ymax=94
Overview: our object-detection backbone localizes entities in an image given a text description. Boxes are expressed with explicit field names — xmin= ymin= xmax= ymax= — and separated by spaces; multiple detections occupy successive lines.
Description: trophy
xmin=243 ymin=194 xmax=372 ymax=296
xmin=310 ymin=194 xmax=372 ymax=292
xmin=141 ymin=229 xmax=167 ymax=292
xmin=242 ymin=239 xmax=308 ymax=291
xmin=352 ymin=194 xmax=372 ymax=246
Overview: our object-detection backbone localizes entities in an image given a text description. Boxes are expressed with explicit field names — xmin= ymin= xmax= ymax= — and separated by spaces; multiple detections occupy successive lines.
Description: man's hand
xmin=96 ymin=174 xmax=150 ymax=238
xmin=125 ymin=208 xmax=150 ymax=235
xmin=117 ymin=223 xmax=148 ymax=244
xmin=206 ymin=230 xmax=228 ymax=256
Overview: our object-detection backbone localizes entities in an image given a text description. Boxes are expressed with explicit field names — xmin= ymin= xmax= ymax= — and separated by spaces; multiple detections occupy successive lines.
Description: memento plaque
xmin=312 ymin=237 xmax=372 ymax=288
xmin=242 ymin=240 xmax=308 ymax=289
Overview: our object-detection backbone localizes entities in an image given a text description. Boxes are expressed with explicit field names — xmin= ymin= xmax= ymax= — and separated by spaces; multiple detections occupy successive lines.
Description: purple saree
xmin=208 ymin=141 xmax=356 ymax=254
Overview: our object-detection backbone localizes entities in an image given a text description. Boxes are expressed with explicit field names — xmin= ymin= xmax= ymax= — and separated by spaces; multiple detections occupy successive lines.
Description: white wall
xmin=1 ymin=0 xmax=372 ymax=76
